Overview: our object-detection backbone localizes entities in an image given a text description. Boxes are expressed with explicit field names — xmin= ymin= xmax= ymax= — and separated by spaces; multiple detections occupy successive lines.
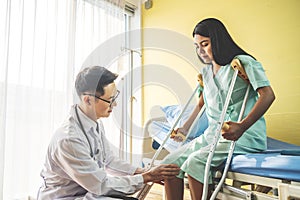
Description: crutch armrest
xmin=231 ymin=58 xmax=249 ymax=83
xmin=197 ymin=73 xmax=204 ymax=87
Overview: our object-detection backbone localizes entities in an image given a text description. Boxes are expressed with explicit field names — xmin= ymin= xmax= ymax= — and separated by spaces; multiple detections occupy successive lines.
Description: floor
xmin=144 ymin=183 xmax=191 ymax=200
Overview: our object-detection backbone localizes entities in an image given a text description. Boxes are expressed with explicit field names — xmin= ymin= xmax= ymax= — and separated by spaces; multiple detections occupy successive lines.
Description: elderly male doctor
xmin=37 ymin=66 xmax=180 ymax=199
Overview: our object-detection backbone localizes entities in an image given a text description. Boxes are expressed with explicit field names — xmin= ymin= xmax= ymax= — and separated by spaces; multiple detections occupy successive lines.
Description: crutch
xmin=136 ymin=75 xmax=204 ymax=200
xmin=202 ymin=58 xmax=250 ymax=200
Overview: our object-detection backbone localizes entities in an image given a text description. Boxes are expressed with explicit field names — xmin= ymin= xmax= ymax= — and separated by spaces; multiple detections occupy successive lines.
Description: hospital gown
xmin=161 ymin=55 xmax=271 ymax=183
xmin=37 ymin=105 xmax=144 ymax=200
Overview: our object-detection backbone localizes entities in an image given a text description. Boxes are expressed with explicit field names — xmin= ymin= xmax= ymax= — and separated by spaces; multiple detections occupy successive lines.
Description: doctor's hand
xmin=221 ymin=121 xmax=246 ymax=141
xmin=134 ymin=167 xmax=147 ymax=175
xmin=142 ymin=164 xmax=180 ymax=183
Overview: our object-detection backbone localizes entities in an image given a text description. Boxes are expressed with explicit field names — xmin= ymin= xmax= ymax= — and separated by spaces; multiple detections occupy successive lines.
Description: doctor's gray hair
xmin=75 ymin=66 xmax=118 ymax=97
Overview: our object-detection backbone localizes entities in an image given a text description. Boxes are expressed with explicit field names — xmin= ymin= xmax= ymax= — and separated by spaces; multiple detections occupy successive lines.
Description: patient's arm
xmin=222 ymin=85 xmax=275 ymax=141
xmin=182 ymin=93 xmax=205 ymax=133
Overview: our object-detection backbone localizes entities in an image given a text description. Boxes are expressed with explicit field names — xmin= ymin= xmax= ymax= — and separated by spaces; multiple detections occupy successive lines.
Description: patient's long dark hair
xmin=193 ymin=18 xmax=255 ymax=65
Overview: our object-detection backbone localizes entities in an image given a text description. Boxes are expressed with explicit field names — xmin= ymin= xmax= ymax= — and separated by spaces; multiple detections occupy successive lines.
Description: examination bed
xmin=143 ymin=105 xmax=300 ymax=200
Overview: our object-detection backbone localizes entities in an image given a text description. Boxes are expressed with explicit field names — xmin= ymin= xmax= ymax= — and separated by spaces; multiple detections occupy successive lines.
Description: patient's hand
xmin=170 ymin=128 xmax=187 ymax=142
xmin=221 ymin=121 xmax=245 ymax=141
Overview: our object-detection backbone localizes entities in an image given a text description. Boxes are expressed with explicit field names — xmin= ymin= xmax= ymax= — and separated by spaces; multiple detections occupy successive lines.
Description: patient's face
xmin=194 ymin=34 xmax=213 ymax=64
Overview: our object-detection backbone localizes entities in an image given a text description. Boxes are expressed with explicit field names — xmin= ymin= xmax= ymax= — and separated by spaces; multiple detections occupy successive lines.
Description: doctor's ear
xmin=82 ymin=95 xmax=91 ymax=105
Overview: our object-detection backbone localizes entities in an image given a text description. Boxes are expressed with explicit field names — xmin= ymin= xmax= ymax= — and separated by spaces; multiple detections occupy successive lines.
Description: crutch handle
xmin=231 ymin=59 xmax=249 ymax=83
xmin=222 ymin=122 xmax=230 ymax=131
xmin=197 ymin=73 xmax=204 ymax=87
xmin=170 ymin=130 xmax=186 ymax=141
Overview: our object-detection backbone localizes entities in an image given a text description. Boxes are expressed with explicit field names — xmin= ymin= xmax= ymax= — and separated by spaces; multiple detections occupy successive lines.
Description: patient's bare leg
xmin=188 ymin=175 xmax=204 ymax=200
xmin=164 ymin=177 xmax=184 ymax=200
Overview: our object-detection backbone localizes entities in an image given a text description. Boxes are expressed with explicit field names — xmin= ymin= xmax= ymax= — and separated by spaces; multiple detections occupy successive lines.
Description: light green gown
xmin=162 ymin=55 xmax=271 ymax=183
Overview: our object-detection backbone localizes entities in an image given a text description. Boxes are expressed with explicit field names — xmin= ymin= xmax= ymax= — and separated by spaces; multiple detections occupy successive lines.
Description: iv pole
xmin=122 ymin=47 xmax=141 ymax=164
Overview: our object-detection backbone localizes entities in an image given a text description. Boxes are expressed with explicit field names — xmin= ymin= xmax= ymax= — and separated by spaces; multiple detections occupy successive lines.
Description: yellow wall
xmin=141 ymin=0 xmax=300 ymax=145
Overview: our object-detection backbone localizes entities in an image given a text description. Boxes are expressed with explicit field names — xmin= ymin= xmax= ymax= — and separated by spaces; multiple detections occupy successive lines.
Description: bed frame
xmin=142 ymin=115 xmax=300 ymax=200
xmin=215 ymin=171 xmax=300 ymax=200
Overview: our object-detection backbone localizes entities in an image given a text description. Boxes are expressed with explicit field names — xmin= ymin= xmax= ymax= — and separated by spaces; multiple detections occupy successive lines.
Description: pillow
xmin=160 ymin=105 xmax=194 ymax=128
xmin=186 ymin=110 xmax=208 ymax=141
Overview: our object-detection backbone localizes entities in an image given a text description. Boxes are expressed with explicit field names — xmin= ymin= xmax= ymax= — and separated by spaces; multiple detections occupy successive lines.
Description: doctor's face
xmin=194 ymin=34 xmax=214 ymax=64
xmin=95 ymin=82 xmax=118 ymax=118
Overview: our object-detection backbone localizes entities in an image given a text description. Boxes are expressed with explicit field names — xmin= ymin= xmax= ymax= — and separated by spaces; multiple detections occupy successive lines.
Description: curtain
xmin=0 ymin=0 xmax=125 ymax=199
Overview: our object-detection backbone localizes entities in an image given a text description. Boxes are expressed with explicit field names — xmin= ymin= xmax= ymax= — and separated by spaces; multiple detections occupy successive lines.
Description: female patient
xmin=162 ymin=18 xmax=275 ymax=199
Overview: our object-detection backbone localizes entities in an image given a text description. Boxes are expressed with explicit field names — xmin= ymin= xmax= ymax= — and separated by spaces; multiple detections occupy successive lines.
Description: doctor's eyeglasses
xmin=84 ymin=90 xmax=120 ymax=107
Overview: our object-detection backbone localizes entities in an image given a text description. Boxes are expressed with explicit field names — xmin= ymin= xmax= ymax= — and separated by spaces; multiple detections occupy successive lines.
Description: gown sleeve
xmin=236 ymin=55 xmax=271 ymax=90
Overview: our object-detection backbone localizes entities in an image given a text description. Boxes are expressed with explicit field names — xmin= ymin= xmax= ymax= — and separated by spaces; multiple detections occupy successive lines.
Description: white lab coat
xmin=37 ymin=105 xmax=144 ymax=199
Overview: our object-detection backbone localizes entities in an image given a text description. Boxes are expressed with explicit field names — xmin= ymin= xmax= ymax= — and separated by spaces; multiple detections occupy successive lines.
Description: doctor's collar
xmin=73 ymin=105 xmax=98 ymax=133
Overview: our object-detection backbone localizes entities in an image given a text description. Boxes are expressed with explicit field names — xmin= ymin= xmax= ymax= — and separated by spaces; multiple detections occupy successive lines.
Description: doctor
xmin=37 ymin=66 xmax=180 ymax=200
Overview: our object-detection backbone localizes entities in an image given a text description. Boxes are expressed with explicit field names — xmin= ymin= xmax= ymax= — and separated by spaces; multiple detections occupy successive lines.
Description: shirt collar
xmin=71 ymin=104 xmax=98 ymax=134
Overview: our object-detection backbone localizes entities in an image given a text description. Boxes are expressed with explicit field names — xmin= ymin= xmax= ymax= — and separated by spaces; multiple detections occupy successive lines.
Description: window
xmin=0 ymin=0 xmax=140 ymax=198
